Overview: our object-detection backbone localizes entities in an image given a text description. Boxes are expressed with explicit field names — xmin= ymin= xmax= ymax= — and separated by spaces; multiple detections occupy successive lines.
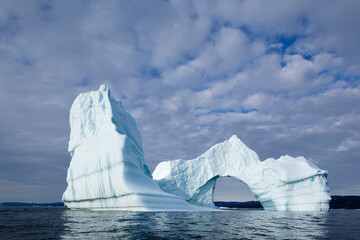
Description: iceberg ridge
xmin=153 ymin=135 xmax=331 ymax=211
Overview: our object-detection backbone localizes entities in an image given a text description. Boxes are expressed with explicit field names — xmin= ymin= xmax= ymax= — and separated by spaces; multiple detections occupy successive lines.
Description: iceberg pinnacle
xmin=153 ymin=135 xmax=331 ymax=211
xmin=62 ymin=85 xmax=206 ymax=211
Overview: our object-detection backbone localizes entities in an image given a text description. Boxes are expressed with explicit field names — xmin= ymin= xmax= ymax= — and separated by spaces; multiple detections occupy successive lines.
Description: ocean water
xmin=1 ymin=207 xmax=359 ymax=239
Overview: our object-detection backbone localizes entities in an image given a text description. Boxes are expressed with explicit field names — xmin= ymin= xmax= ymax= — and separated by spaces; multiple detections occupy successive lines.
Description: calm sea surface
xmin=1 ymin=207 xmax=359 ymax=239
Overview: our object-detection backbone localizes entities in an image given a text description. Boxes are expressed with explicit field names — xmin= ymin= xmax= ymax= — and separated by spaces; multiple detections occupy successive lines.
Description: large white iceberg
xmin=63 ymin=85 xmax=330 ymax=211
xmin=153 ymin=135 xmax=331 ymax=211
xmin=62 ymin=85 xmax=206 ymax=211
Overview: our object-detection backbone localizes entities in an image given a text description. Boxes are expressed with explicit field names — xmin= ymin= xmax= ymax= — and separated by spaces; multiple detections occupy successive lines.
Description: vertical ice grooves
xmin=63 ymin=85 xmax=205 ymax=211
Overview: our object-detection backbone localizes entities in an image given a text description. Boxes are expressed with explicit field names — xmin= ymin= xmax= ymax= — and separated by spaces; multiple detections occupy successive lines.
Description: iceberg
xmin=153 ymin=135 xmax=331 ymax=211
xmin=63 ymin=85 xmax=330 ymax=211
xmin=62 ymin=85 xmax=206 ymax=211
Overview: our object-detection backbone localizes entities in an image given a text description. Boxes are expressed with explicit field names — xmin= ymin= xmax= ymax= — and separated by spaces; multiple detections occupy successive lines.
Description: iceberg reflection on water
xmin=2 ymin=207 xmax=359 ymax=239
xmin=60 ymin=209 xmax=335 ymax=239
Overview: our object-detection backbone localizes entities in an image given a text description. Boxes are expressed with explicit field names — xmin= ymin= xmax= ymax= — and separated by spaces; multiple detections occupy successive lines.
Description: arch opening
xmin=213 ymin=177 xmax=256 ymax=202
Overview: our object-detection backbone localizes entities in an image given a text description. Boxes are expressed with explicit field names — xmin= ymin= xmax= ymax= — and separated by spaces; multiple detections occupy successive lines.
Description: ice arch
xmin=188 ymin=175 xmax=255 ymax=207
xmin=153 ymin=136 xmax=331 ymax=211
xmin=213 ymin=177 xmax=256 ymax=202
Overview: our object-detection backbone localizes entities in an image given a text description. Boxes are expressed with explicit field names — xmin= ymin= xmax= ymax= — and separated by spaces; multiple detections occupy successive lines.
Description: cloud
xmin=0 ymin=0 xmax=359 ymax=202
xmin=337 ymin=139 xmax=360 ymax=152
xmin=189 ymin=27 xmax=265 ymax=77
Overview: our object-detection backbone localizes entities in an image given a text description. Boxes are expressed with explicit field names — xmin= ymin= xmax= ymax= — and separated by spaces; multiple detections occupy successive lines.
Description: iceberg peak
xmin=228 ymin=134 xmax=239 ymax=142
xmin=98 ymin=84 xmax=111 ymax=96
xmin=99 ymin=84 xmax=109 ymax=92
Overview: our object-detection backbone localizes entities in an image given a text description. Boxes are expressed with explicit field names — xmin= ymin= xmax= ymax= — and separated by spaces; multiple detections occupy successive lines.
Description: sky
xmin=0 ymin=0 xmax=359 ymax=202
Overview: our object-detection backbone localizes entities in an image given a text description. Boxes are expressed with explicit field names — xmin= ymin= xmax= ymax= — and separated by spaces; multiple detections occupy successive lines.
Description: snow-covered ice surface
xmin=62 ymin=85 xmax=208 ymax=211
xmin=153 ymin=135 xmax=331 ymax=211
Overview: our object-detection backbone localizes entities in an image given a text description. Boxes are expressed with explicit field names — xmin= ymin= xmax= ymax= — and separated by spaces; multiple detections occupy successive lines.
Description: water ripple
xmin=1 ymin=207 xmax=360 ymax=239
